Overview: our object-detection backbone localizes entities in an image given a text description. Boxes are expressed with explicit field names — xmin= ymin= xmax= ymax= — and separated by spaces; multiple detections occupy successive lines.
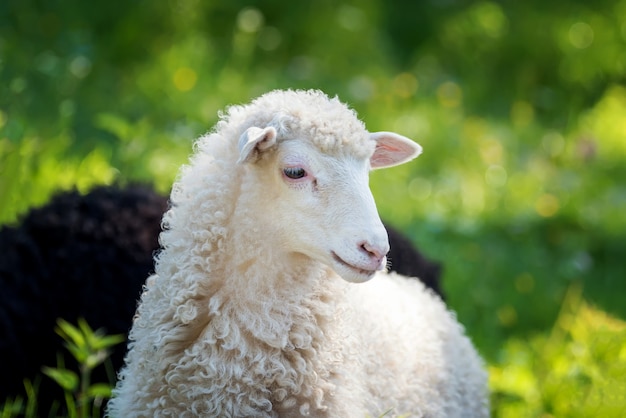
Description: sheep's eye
xmin=283 ymin=167 xmax=307 ymax=179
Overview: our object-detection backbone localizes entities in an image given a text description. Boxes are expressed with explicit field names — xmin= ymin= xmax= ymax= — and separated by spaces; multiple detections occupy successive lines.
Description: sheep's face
xmin=238 ymin=126 xmax=421 ymax=284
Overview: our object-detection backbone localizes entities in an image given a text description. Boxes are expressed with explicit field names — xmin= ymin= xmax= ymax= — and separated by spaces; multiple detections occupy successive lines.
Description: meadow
xmin=1 ymin=0 xmax=625 ymax=416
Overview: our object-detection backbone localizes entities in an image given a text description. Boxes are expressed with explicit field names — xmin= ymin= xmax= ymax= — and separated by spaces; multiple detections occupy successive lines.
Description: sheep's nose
xmin=360 ymin=241 xmax=389 ymax=266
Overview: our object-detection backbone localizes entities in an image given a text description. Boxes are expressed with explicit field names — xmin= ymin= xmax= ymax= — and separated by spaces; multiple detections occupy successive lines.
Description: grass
xmin=490 ymin=283 xmax=626 ymax=417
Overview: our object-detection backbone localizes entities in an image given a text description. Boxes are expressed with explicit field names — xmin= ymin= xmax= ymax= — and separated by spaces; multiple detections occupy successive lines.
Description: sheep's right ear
xmin=369 ymin=131 xmax=422 ymax=169
xmin=237 ymin=126 xmax=278 ymax=164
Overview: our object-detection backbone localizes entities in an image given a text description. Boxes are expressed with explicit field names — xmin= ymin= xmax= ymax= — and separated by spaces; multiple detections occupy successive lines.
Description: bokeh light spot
xmin=475 ymin=2 xmax=508 ymax=39
xmin=258 ymin=26 xmax=282 ymax=51
xmin=337 ymin=5 xmax=366 ymax=31
xmin=348 ymin=76 xmax=375 ymax=101
xmin=542 ymin=131 xmax=566 ymax=157
xmin=69 ymin=56 xmax=92 ymax=78
xmin=515 ymin=273 xmax=535 ymax=293
xmin=173 ymin=67 xmax=197 ymax=92
xmin=479 ymin=138 xmax=504 ymax=165
xmin=10 ymin=77 xmax=27 ymax=93
xmin=535 ymin=193 xmax=560 ymax=217
xmin=498 ymin=305 xmax=518 ymax=327
xmin=569 ymin=22 xmax=594 ymax=49
xmin=485 ymin=165 xmax=508 ymax=188
xmin=237 ymin=8 xmax=264 ymax=33
xmin=392 ymin=73 xmax=419 ymax=98
xmin=437 ymin=81 xmax=462 ymax=108
xmin=59 ymin=100 xmax=75 ymax=118
xmin=288 ymin=56 xmax=315 ymax=80
xmin=511 ymin=100 xmax=534 ymax=127
xmin=408 ymin=178 xmax=432 ymax=201
xmin=36 ymin=51 xmax=60 ymax=75
xmin=394 ymin=114 xmax=430 ymax=138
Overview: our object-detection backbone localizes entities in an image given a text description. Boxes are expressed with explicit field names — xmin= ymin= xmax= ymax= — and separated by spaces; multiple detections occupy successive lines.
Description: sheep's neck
xmin=217 ymin=242 xmax=341 ymax=349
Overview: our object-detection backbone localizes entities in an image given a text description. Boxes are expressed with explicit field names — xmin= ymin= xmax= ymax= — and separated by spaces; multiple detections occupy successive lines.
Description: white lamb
xmin=108 ymin=89 xmax=489 ymax=417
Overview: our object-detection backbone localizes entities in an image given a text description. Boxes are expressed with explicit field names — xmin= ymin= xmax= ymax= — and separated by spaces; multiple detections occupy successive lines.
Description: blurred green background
xmin=1 ymin=0 xmax=625 ymax=416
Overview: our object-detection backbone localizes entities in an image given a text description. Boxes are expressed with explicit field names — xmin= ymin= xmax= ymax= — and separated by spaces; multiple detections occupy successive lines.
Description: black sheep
xmin=386 ymin=223 xmax=443 ymax=298
xmin=0 ymin=183 xmax=441 ymax=412
xmin=0 ymin=184 xmax=168 ymax=411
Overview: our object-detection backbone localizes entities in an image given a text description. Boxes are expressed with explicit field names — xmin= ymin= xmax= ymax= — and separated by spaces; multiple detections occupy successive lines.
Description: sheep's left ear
xmin=237 ymin=126 xmax=278 ymax=164
xmin=369 ymin=131 xmax=422 ymax=169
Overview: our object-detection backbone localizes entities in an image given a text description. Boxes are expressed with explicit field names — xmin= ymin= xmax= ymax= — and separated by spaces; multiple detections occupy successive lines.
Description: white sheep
xmin=108 ymin=89 xmax=489 ymax=417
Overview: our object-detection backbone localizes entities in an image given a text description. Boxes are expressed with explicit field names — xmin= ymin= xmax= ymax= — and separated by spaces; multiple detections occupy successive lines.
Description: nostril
xmin=360 ymin=242 xmax=387 ymax=261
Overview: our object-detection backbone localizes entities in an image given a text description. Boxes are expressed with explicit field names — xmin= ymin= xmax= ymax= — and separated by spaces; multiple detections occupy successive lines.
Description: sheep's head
xmin=233 ymin=90 xmax=421 ymax=283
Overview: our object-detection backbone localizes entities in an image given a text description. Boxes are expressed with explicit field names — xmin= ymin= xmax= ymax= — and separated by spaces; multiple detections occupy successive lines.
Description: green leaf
xmin=0 ymin=397 xmax=24 ymax=417
xmin=56 ymin=319 xmax=86 ymax=347
xmin=85 ymin=351 xmax=108 ymax=370
xmin=86 ymin=383 xmax=114 ymax=399
xmin=78 ymin=318 xmax=102 ymax=349
xmin=64 ymin=341 xmax=88 ymax=364
xmin=77 ymin=317 xmax=94 ymax=335
xmin=92 ymin=334 xmax=125 ymax=351
xmin=42 ymin=367 xmax=79 ymax=392
xmin=22 ymin=378 xmax=39 ymax=417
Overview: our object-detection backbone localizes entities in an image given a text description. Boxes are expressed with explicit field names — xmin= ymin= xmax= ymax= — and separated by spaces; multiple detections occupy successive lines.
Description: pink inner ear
xmin=370 ymin=132 xmax=422 ymax=169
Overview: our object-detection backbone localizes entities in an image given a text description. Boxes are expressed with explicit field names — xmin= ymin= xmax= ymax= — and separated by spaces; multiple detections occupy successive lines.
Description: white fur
xmin=108 ymin=90 xmax=489 ymax=417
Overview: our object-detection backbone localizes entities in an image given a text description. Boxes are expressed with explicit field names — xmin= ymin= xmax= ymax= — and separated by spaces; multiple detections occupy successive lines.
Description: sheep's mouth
xmin=331 ymin=252 xmax=377 ymax=277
